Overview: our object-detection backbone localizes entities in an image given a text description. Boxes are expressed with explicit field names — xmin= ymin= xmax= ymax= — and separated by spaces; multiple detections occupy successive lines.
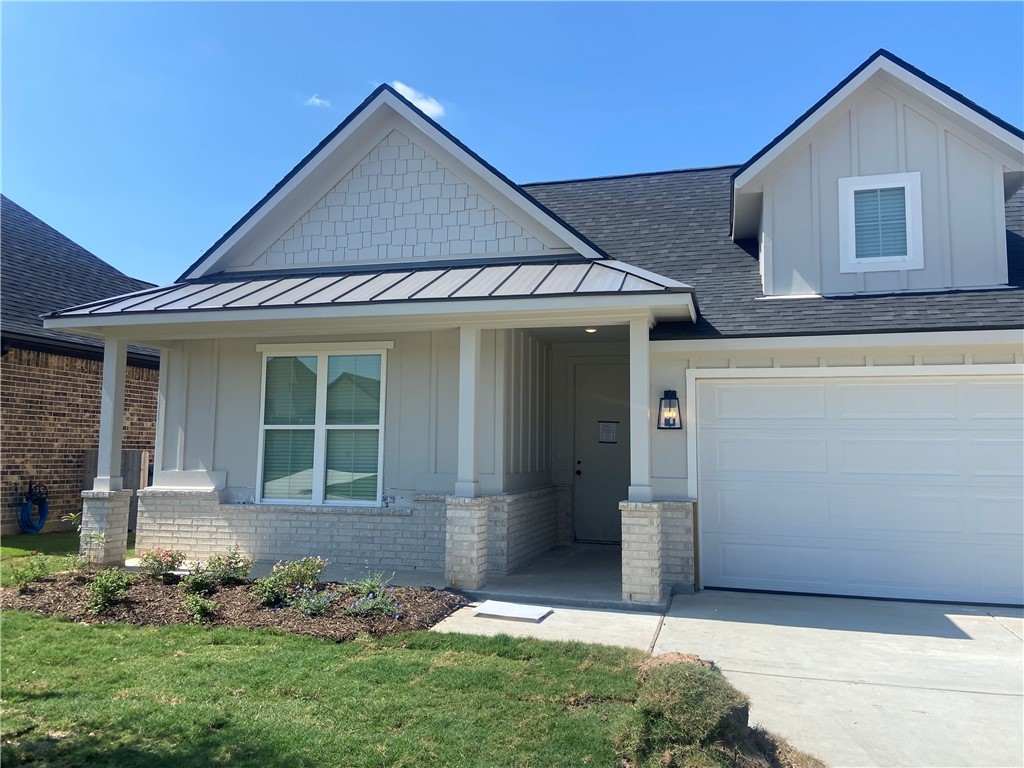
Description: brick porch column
xmin=445 ymin=496 xmax=488 ymax=589
xmin=620 ymin=500 xmax=663 ymax=603
xmin=81 ymin=489 xmax=132 ymax=565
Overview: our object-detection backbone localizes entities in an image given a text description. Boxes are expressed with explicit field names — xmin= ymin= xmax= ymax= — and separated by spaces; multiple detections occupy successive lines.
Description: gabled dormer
xmin=732 ymin=50 xmax=1024 ymax=297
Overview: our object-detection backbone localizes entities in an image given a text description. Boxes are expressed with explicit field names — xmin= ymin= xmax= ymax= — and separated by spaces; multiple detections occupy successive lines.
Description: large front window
xmin=258 ymin=345 xmax=388 ymax=505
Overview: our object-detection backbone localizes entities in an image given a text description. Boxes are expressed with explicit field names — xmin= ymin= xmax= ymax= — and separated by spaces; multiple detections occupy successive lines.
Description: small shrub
xmin=137 ymin=548 xmax=187 ymax=580
xmin=183 ymin=593 xmax=217 ymax=624
xmin=251 ymin=556 xmax=330 ymax=609
xmin=347 ymin=586 xmax=402 ymax=620
xmin=204 ymin=547 xmax=253 ymax=584
xmin=85 ymin=568 xmax=134 ymax=614
xmin=252 ymin=575 xmax=289 ymax=607
xmin=348 ymin=566 xmax=394 ymax=599
xmin=61 ymin=554 xmax=92 ymax=575
xmin=8 ymin=554 xmax=51 ymax=589
xmin=181 ymin=570 xmax=216 ymax=596
xmin=292 ymin=586 xmax=335 ymax=616
xmin=271 ymin=556 xmax=328 ymax=589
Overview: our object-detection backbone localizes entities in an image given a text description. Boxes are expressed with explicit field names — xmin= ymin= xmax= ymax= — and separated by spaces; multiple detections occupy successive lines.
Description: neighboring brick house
xmin=1 ymin=195 xmax=159 ymax=534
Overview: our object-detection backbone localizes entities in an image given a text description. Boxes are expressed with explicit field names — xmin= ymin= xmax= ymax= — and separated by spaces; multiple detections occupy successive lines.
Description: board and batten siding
xmin=503 ymin=329 xmax=552 ymax=492
xmin=649 ymin=340 xmax=1023 ymax=500
xmin=155 ymin=330 xmax=513 ymax=502
xmin=762 ymin=81 xmax=1017 ymax=296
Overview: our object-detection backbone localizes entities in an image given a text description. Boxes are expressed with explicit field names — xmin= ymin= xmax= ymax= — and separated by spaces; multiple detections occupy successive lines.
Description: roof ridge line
xmin=521 ymin=164 xmax=742 ymax=187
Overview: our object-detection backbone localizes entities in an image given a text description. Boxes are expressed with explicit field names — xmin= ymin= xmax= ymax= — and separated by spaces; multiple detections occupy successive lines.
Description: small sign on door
xmin=598 ymin=420 xmax=619 ymax=444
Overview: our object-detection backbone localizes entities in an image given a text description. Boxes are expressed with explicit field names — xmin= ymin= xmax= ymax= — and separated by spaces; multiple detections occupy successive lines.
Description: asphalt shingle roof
xmin=522 ymin=168 xmax=1024 ymax=339
xmin=1 ymin=194 xmax=157 ymax=356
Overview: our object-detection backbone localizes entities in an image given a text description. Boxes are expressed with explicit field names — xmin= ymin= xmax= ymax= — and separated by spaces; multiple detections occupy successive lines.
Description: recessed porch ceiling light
xmin=584 ymin=328 xmax=598 ymax=334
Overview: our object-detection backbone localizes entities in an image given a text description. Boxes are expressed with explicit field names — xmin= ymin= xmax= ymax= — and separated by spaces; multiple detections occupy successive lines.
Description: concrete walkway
xmin=433 ymin=590 xmax=1024 ymax=768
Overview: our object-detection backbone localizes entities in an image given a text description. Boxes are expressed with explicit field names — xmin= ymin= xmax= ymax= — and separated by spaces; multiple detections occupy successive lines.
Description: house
xmin=44 ymin=50 xmax=1023 ymax=606
xmin=1 ymin=195 xmax=159 ymax=534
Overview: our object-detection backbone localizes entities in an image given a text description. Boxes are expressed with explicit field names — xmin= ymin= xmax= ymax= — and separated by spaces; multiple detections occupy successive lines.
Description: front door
xmin=573 ymin=363 xmax=630 ymax=543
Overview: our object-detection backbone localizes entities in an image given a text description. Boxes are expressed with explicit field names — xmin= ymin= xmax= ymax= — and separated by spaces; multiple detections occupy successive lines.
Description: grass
xmin=0 ymin=531 xmax=135 ymax=587
xmin=1 ymin=612 xmax=644 ymax=767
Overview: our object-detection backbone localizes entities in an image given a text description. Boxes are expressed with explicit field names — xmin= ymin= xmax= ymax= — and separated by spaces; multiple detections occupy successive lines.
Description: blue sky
xmin=3 ymin=2 xmax=1022 ymax=286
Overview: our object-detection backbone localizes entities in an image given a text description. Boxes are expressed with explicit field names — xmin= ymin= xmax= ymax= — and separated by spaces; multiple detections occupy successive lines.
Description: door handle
xmin=576 ymin=470 xmax=582 ymax=476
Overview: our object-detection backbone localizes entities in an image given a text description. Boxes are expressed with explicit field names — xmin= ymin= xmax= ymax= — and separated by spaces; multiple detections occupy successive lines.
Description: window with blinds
xmin=838 ymin=172 xmax=923 ymax=274
xmin=259 ymin=350 xmax=385 ymax=505
xmin=853 ymin=187 xmax=907 ymax=259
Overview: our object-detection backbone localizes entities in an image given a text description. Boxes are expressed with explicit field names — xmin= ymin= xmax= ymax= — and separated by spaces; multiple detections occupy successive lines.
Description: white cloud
xmin=304 ymin=93 xmax=331 ymax=108
xmin=391 ymin=81 xmax=445 ymax=119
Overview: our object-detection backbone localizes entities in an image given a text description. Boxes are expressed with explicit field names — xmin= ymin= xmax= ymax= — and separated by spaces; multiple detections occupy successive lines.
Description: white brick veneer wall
xmin=136 ymin=490 xmax=446 ymax=570
xmin=487 ymin=487 xmax=557 ymax=575
xmin=242 ymin=130 xmax=548 ymax=268
xmin=661 ymin=501 xmax=695 ymax=589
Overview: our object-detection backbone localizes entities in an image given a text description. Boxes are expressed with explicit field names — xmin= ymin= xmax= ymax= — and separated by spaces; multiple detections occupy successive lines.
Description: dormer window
xmin=838 ymin=172 xmax=923 ymax=273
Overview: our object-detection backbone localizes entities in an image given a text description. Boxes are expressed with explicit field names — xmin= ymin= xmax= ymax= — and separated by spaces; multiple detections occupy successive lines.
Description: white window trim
xmin=838 ymin=171 xmax=924 ymax=273
xmin=256 ymin=345 xmax=389 ymax=507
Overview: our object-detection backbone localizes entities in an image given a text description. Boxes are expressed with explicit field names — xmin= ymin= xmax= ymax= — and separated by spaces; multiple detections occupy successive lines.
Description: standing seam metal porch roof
xmin=46 ymin=257 xmax=691 ymax=318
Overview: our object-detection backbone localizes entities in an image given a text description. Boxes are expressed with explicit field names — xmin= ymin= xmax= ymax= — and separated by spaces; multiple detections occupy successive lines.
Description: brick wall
xmin=136 ymin=490 xmax=447 ymax=571
xmin=487 ymin=487 xmax=557 ymax=575
xmin=1 ymin=346 xmax=158 ymax=534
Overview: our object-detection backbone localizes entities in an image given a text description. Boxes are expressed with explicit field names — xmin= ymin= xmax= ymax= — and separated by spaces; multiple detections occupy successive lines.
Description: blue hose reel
xmin=18 ymin=482 xmax=49 ymax=534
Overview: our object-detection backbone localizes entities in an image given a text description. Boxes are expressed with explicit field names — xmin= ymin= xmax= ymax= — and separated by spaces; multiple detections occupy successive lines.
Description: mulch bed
xmin=0 ymin=572 xmax=469 ymax=642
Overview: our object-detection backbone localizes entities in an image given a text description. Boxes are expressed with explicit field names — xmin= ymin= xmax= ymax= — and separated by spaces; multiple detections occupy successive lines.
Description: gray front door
xmin=573 ymin=363 xmax=630 ymax=543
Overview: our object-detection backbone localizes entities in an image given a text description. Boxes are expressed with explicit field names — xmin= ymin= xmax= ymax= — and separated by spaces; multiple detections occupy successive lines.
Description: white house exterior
xmin=47 ymin=50 xmax=1024 ymax=606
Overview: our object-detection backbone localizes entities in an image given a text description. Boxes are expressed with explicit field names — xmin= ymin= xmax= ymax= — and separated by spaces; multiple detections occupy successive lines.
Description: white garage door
xmin=697 ymin=374 xmax=1024 ymax=605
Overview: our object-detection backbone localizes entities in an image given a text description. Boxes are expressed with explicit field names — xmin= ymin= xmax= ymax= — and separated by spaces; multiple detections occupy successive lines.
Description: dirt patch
xmin=636 ymin=651 xmax=715 ymax=682
xmin=0 ymin=572 xmax=468 ymax=642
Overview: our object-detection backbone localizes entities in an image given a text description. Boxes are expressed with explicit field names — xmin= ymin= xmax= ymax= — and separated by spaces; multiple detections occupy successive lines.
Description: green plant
xmin=251 ymin=556 xmax=330 ymax=608
xmin=61 ymin=554 xmax=91 ymax=574
xmin=183 ymin=593 xmax=217 ymax=624
xmin=251 ymin=574 xmax=289 ymax=607
xmin=346 ymin=585 xmax=402 ymax=620
xmin=85 ymin=568 xmax=134 ymax=614
xmin=204 ymin=547 xmax=253 ymax=584
xmin=137 ymin=548 xmax=187 ymax=579
xmin=181 ymin=570 xmax=217 ymax=596
xmin=61 ymin=510 xmax=83 ymax=530
xmin=81 ymin=531 xmax=106 ymax=564
xmin=8 ymin=554 xmax=51 ymax=589
xmin=348 ymin=565 xmax=394 ymax=599
xmin=292 ymin=586 xmax=335 ymax=616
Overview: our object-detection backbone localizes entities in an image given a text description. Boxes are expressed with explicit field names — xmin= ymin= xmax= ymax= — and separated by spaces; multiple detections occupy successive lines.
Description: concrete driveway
xmin=655 ymin=591 xmax=1024 ymax=768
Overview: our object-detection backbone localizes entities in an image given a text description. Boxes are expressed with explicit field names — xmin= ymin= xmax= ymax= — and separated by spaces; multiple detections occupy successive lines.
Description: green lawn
xmin=1 ymin=612 xmax=643 ymax=767
xmin=0 ymin=531 xmax=135 ymax=586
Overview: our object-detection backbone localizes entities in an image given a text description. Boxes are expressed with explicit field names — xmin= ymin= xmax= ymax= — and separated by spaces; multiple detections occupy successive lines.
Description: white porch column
xmin=94 ymin=336 xmax=127 ymax=491
xmin=454 ymin=325 xmax=482 ymax=497
xmin=628 ymin=317 xmax=653 ymax=502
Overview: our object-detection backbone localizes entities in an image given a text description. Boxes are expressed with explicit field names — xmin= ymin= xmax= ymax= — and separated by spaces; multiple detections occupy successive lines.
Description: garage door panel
xmin=711 ymin=383 xmax=826 ymax=422
xmin=966 ymin=381 xmax=1024 ymax=420
xmin=698 ymin=374 xmax=1024 ymax=604
xmin=704 ymin=479 xmax=967 ymax=536
xmin=976 ymin=496 xmax=1024 ymax=535
xmin=715 ymin=436 xmax=828 ymax=474
xmin=715 ymin=538 xmax=833 ymax=586
xmin=835 ymin=382 xmax=958 ymax=420
xmin=972 ymin=438 xmax=1024 ymax=477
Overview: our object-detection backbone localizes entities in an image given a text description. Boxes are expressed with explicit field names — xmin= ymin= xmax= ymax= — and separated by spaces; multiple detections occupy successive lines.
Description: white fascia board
xmin=653 ymin=328 xmax=1024 ymax=354
xmin=684 ymin=362 xmax=1024 ymax=499
xmin=734 ymin=58 xmax=1024 ymax=191
xmin=44 ymin=292 xmax=690 ymax=337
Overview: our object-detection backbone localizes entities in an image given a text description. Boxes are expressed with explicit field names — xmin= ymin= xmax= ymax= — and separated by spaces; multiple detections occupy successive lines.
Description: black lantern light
xmin=657 ymin=389 xmax=682 ymax=430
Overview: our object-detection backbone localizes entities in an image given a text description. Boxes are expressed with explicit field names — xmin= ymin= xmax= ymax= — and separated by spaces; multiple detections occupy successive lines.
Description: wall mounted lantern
xmin=657 ymin=390 xmax=682 ymax=430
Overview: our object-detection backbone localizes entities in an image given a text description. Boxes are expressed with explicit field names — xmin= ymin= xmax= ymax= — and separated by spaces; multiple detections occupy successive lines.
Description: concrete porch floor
xmin=465 ymin=543 xmax=666 ymax=612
